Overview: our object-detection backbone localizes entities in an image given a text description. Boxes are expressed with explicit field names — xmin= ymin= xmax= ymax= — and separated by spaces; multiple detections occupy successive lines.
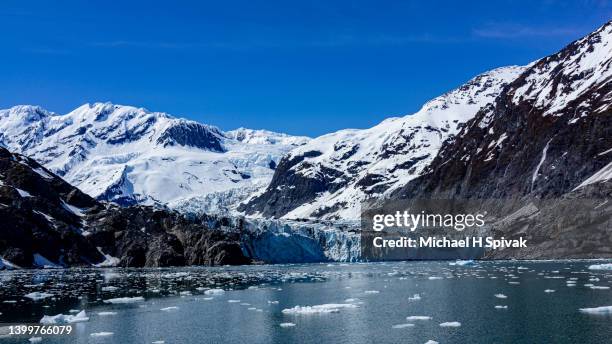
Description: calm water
xmin=0 ymin=261 xmax=611 ymax=344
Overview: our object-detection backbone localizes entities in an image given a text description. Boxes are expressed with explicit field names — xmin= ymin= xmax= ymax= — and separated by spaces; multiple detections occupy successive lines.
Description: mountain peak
xmin=510 ymin=21 xmax=612 ymax=116
xmin=0 ymin=105 xmax=52 ymax=122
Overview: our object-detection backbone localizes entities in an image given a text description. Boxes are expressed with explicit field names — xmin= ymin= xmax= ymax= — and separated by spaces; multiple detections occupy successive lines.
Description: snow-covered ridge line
xmin=0 ymin=102 xmax=310 ymax=207
xmin=241 ymin=65 xmax=527 ymax=220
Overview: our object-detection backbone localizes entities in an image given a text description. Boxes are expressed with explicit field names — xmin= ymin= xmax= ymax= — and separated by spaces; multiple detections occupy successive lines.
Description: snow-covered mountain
xmin=240 ymin=66 xmax=526 ymax=219
xmin=0 ymin=103 xmax=309 ymax=208
xmin=395 ymin=20 xmax=612 ymax=202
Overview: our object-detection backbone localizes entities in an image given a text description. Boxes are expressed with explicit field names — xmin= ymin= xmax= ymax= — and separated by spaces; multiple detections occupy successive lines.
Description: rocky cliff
xmin=0 ymin=147 xmax=250 ymax=268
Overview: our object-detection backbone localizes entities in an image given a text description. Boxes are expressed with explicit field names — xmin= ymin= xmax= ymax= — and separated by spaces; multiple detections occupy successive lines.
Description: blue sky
xmin=0 ymin=1 xmax=610 ymax=136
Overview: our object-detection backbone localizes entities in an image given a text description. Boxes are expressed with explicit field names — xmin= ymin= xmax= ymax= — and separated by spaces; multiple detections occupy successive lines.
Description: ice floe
xmin=494 ymin=294 xmax=507 ymax=299
xmin=282 ymin=303 xmax=358 ymax=314
xmin=392 ymin=323 xmax=415 ymax=329
xmin=439 ymin=321 xmax=461 ymax=327
xmin=24 ymin=292 xmax=53 ymax=301
xmin=406 ymin=316 xmax=431 ymax=321
xmin=101 ymin=286 xmax=119 ymax=292
xmin=97 ymin=312 xmax=117 ymax=316
xmin=579 ymin=306 xmax=612 ymax=314
xmin=103 ymin=296 xmax=144 ymax=304
xmin=90 ymin=332 xmax=114 ymax=337
xmin=588 ymin=264 xmax=612 ymax=271
xmin=449 ymin=260 xmax=475 ymax=266
xmin=204 ymin=289 xmax=225 ymax=295
xmin=279 ymin=322 xmax=296 ymax=327
xmin=40 ymin=310 xmax=89 ymax=324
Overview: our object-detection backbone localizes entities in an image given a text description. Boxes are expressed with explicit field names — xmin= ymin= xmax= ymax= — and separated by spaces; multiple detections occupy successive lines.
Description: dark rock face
xmin=391 ymin=22 xmax=612 ymax=259
xmin=395 ymin=22 xmax=612 ymax=201
xmin=86 ymin=205 xmax=250 ymax=267
xmin=239 ymin=150 xmax=348 ymax=218
xmin=0 ymin=147 xmax=249 ymax=268
xmin=156 ymin=121 xmax=225 ymax=152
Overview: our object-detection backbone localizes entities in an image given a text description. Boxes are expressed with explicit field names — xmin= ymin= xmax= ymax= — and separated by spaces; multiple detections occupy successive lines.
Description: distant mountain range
xmin=0 ymin=21 xmax=610 ymax=265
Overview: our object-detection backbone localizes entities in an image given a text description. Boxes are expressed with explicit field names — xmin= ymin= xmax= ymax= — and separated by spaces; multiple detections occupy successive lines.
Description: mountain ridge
xmin=0 ymin=102 xmax=310 ymax=209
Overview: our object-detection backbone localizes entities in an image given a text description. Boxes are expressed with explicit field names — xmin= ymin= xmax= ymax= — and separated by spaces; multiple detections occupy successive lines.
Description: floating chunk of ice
xmin=495 ymin=305 xmax=508 ymax=309
xmin=29 ymin=337 xmax=42 ymax=343
xmin=24 ymin=292 xmax=53 ymax=301
xmin=103 ymin=296 xmax=144 ymax=304
xmin=449 ymin=260 xmax=475 ymax=266
xmin=282 ymin=303 xmax=358 ymax=315
xmin=424 ymin=341 xmax=439 ymax=344
xmin=204 ymin=289 xmax=225 ymax=295
xmin=280 ymin=322 xmax=296 ymax=327
xmin=439 ymin=322 xmax=461 ymax=327
xmin=101 ymin=286 xmax=119 ymax=292
xmin=364 ymin=290 xmax=380 ymax=294
xmin=40 ymin=310 xmax=89 ymax=324
xmin=97 ymin=312 xmax=117 ymax=316
xmin=406 ymin=316 xmax=431 ymax=320
xmin=579 ymin=306 xmax=612 ymax=314
xmin=392 ymin=323 xmax=415 ymax=329
xmin=408 ymin=294 xmax=421 ymax=301
xmin=494 ymin=294 xmax=507 ymax=299
xmin=544 ymin=289 xmax=555 ymax=293
xmin=90 ymin=332 xmax=114 ymax=337
xmin=588 ymin=264 xmax=612 ymax=271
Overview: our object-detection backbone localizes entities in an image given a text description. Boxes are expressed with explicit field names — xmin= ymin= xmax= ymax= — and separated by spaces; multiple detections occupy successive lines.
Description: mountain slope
xmin=387 ymin=21 xmax=612 ymax=259
xmin=0 ymin=103 xmax=309 ymax=208
xmin=240 ymin=66 xmax=526 ymax=219
xmin=395 ymin=20 xmax=612 ymax=201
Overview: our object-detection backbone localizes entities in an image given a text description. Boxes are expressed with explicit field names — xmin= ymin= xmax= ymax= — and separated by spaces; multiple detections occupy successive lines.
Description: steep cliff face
xmin=389 ymin=21 xmax=612 ymax=259
xmin=0 ymin=147 xmax=250 ymax=268
xmin=241 ymin=66 xmax=526 ymax=220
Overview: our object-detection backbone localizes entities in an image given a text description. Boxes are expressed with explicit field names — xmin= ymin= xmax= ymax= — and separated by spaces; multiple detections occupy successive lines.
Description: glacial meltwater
xmin=1 ymin=261 xmax=611 ymax=343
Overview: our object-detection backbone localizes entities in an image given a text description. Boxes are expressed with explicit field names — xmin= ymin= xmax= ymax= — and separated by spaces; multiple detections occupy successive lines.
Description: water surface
xmin=1 ymin=261 xmax=611 ymax=343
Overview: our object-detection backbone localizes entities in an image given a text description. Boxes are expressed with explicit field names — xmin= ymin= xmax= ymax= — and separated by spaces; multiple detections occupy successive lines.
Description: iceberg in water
xmin=24 ymin=292 xmax=54 ymax=301
xmin=588 ymin=263 xmax=612 ymax=271
xmin=406 ymin=316 xmax=431 ymax=321
xmin=579 ymin=306 xmax=612 ymax=314
xmin=103 ymin=296 xmax=145 ymax=304
xmin=40 ymin=310 xmax=89 ymax=324
xmin=204 ymin=289 xmax=225 ymax=295
xmin=282 ymin=303 xmax=358 ymax=315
